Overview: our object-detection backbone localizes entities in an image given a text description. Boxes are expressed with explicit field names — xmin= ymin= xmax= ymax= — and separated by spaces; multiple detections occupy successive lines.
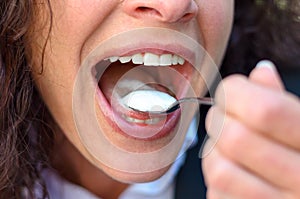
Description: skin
xmin=28 ymin=0 xmax=300 ymax=199
xmin=203 ymin=62 xmax=300 ymax=199
xmin=29 ymin=0 xmax=233 ymax=198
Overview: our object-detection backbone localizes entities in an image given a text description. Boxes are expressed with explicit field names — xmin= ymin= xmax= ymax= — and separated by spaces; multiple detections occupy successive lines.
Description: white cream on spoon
xmin=122 ymin=90 xmax=214 ymax=115
xmin=122 ymin=90 xmax=177 ymax=113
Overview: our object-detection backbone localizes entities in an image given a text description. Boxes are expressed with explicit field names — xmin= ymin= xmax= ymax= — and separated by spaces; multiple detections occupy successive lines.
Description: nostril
xmin=123 ymin=0 xmax=198 ymax=23
xmin=136 ymin=6 xmax=150 ymax=12
xmin=181 ymin=12 xmax=196 ymax=22
xmin=135 ymin=6 xmax=162 ymax=18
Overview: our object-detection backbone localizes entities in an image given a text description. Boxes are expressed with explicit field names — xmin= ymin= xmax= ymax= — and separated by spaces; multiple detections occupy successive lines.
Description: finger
xmin=249 ymin=60 xmax=285 ymax=91
xmin=207 ymin=188 xmax=233 ymax=199
xmin=201 ymin=106 xmax=225 ymax=160
xmin=216 ymin=115 xmax=300 ymax=192
xmin=215 ymin=74 xmax=300 ymax=150
xmin=202 ymin=142 xmax=284 ymax=199
xmin=205 ymin=106 xmax=225 ymax=141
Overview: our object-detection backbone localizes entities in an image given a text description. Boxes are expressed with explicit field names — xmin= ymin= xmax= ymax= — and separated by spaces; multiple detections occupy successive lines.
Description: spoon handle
xmin=165 ymin=97 xmax=214 ymax=114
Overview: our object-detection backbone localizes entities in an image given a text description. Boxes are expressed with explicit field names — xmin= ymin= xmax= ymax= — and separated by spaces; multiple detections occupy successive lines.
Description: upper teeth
xmin=107 ymin=53 xmax=185 ymax=66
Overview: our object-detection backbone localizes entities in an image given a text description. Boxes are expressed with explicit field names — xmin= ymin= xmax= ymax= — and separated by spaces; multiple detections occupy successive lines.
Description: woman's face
xmin=30 ymin=0 xmax=233 ymax=183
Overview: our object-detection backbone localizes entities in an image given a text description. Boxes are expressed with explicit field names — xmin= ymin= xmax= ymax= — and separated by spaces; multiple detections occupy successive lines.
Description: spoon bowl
xmin=127 ymin=96 xmax=214 ymax=115
xmin=121 ymin=90 xmax=213 ymax=115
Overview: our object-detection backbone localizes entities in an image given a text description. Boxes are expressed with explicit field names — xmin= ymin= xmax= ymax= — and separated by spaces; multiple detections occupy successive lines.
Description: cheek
xmin=197 ymin=0 xmax=234 ymax=63
xmin=49 ymin=1 xmax=117 ymax=50
xmin=28 ymin=1 xmax=120 ymax=153
xmin=198 ymin=0 xmax=234 ymax=32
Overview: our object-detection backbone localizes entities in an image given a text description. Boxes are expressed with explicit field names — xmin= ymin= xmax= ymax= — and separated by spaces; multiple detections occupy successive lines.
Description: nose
xmin=122 ymin=0 xmax=198 ymax=23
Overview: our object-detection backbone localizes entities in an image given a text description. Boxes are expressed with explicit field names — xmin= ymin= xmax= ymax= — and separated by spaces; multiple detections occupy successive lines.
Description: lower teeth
xmin=122 ymin=115 xmax=162 ymax=125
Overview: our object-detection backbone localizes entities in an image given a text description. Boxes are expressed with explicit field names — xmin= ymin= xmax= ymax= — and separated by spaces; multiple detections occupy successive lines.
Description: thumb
xmin=249 ymin=60 xmax=285 ymax=91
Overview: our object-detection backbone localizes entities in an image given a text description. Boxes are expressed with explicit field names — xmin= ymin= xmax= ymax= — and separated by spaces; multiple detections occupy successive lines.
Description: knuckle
xmin=208 ymin=158 xmax=233 ymax=193
xmin=219 ymin=118 xmax=249 ymax=158
xmin=222 ymin=74 xmax=246 ymax=88
xmin=282 ymin=191 xmax=299 ymax=199
xmin=288 ymin=177 xmax=300 ymax=196
xmin=206 ymin=188 xmax=218 ymax=199
xmin=215 ymin=75 xmax=246 ymax=101
xmin=254 ymin=95 xmax=284 ymax=124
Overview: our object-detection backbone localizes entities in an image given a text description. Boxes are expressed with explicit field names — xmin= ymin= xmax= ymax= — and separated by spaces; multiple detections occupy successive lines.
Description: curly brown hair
xmin=0 ymin=0 xmax=299 ymax=198
xmin=222 ymin=0 xmax=300 ymax=76
xmin=0 ymin=1 xmax=53 ymax=198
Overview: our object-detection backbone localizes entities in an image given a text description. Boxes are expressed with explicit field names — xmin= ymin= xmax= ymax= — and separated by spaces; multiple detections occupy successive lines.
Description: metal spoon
xmin=127 ymin=97 xmax=214 ymax=115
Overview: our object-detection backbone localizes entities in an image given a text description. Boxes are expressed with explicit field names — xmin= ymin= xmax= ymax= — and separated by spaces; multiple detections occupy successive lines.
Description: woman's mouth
xmin=96 ymin=48 xmax=196 ymax=140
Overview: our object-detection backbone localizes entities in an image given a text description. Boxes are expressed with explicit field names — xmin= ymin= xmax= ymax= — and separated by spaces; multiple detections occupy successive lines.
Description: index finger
xmin=215 ymin=75 xmax=300 ymax=151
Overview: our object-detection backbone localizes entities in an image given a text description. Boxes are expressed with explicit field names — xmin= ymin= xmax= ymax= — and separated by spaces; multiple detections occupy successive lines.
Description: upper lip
xmin=80 ymin=28 xmax=203 ymax=68
xmin=86 ymin=43 xmax=196 ymax=68
xmin=104 ymin=44 xmax=195 ymax=62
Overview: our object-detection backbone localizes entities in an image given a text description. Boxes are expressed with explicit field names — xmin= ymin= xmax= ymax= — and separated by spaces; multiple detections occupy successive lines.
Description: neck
xmin=51 ymin=131 xmax=129 ymax=199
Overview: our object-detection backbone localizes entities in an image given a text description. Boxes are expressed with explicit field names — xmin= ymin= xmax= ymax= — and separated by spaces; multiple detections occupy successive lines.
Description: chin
xmin=101 ymin=162 xmax=172 ymax=184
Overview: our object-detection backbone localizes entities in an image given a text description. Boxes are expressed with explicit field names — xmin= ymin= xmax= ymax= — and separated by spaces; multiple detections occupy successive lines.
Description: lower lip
xmin=95 ymin=86 xmax=180 ymax=141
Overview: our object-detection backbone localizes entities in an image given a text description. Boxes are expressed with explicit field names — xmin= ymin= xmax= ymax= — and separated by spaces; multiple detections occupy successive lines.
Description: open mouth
xmin=95 ymin=48 xmax=196 ymax=140
xmin=75 ymin=28 xmax=205 ymax=142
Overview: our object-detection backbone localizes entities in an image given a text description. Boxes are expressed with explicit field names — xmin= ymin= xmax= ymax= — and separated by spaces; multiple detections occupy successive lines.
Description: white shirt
xmin=41 ymin=119 xmax=198 ymax=199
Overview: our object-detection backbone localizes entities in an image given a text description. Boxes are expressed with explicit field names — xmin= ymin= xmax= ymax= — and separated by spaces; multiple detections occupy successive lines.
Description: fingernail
xmin=255 ymin=60 xmax=277 ymax=72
